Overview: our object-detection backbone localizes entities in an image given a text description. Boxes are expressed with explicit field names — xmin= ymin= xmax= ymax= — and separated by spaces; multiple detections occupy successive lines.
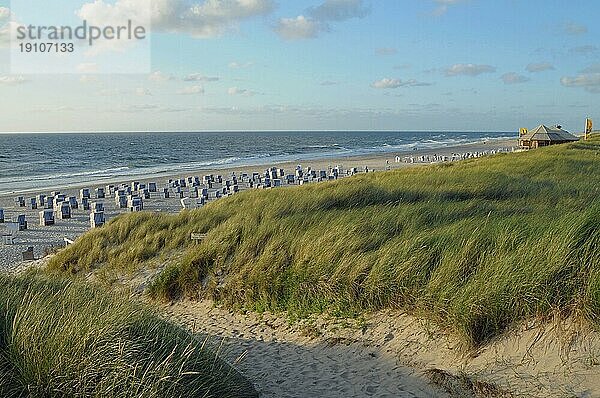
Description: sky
xmin=0 ymin=0 xmax=599 ymax=133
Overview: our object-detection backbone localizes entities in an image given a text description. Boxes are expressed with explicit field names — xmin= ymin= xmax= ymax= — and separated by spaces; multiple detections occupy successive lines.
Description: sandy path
xmin=164 ymin=301 xmax=600 ymax=398
xmin=165 ymin=301 xmax=449 ymax=398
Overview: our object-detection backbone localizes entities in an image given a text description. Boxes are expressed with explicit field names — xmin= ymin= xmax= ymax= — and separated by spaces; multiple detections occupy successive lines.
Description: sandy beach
xmin=0 ymin=139 xmax=516 ymax=270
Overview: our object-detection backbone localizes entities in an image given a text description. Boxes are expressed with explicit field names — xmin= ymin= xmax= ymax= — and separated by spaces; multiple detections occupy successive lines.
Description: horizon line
xmin=0 ymin=129 xmax=516 ymax=135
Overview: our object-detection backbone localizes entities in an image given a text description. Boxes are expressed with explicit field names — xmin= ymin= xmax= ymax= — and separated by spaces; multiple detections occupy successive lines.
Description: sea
xmin=0 ymin=131 xmax=513 ymax=195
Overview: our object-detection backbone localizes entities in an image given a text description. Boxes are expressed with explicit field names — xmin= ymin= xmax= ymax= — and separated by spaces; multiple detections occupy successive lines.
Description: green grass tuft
xmin=0 ymin=272 xmax=257 ymax=398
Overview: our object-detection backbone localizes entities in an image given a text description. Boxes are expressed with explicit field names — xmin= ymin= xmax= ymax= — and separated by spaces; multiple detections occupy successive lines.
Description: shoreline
xmin=0 ymin=137 xmax=517 ymax=198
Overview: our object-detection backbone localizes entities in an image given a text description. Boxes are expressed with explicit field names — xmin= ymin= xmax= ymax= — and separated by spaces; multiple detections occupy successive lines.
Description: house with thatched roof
xmin=519 ymin=125 xmax=579 ymax=149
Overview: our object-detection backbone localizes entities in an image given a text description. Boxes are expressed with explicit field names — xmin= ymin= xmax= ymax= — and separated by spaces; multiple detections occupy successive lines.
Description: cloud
xmin=177 ymin=85 xmax=204 ymax=95
xmin=77 ymin=1 xmax=151 ymax=55
xmin=117 ymin=104 xmax=193 ymax=113
xmin=501 ymin=72 xmax=530 ymax=85
xmin=444 ymin=63 xmax=496 ymax=77
xmin=98 ymin=87 xmax=152 ymax=96
xmin=80 ymin=75 xmax=99 ymax=83
xmin=135 ymin=87 xmax=152 ymax=96
xmin=564 ymin=22 xmax=587 ymax=35
xmin=183 ymin=73 xmax=219 ymax=82
xmin=371 ymin=78 xmax=431 ymax=89
xmin=560 ymin=73 xmax=600 ymax=93
xmin=306 ymin=0 xmax=369 ymax=21
xmin=320 ymin=80 xmax=340 ymax=86
xmin=526 ymin=62 xmax=554 ymax=73
xmin=274 ymin=15 xmax=321 ymax=40
xmin=375 ymin=47 xmax=397 ymax=56
xmin=0 ymin=75 xmax=27 ymax=85
xmin=228 ymin=86 xmax=256 ymax=96
xmin=76 ymin=63 xmax=99 ymax=74
xmin=80 ymin=0 xmax=274 ymax=39
xmin=569 ymin=45 xmax=598 ymax=55
xmin=148 ymin=71 xmax=175 ymax=82
xmin=0 ymin=7 xmax=13 ymax=48
xmin=581 ymin=64 xmax=600 ymax=73
xmin=432 ymin=0 xmax=468 ymax=16
xmin=394 ymin=63 xmax=411 ymax=70
xmin=275 ymin=0 xmax=369 ymax=40
xmin=228 ymin=61 xmax=254 ymax=69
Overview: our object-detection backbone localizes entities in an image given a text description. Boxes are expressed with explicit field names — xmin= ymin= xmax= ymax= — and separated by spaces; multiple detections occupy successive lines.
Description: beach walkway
xmin=165 ymin=301 xmax=449 ymax=398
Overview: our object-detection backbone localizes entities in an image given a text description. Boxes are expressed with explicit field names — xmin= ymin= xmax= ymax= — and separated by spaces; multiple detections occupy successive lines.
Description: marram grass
xmin=50 ymin=136 xmax=600 ymax=346
xmin=0 ymin=273 xmax=257 ymax=398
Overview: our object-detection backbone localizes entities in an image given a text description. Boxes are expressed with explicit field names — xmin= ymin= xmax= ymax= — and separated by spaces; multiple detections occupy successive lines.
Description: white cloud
xmin=560 ymin=73 xmax=600 ymax=93
xmin=581 ymin=64 xmax=600 ymax=74
xmin=148 ymin=71 xmax=175 ymax=82
xmin=564 ymin=22 xmax=587 ymax=36
xmin=77 ymin=0 xmax=274 ymax=41
xmin=229 ymin=61 xmax=254 ymax=69
xmin=77 ymin=1 xmax=151 ymax=55
xmin=117 ymin=104 xmax=193 ymax=113
xmin=275 ymin=0 xmax=368 ymax=40
xmin=375 ymin=47 xmax=397 ymax=56
xmin=275 ymin=15 xmax=321 ymax=40
xmin=569 ymin=45 xmax=598 ymax=55
xmin=526 ymin=62 xmax=554 ymax=73
xmin=501 ymin=72 xmax=530 ymax=85
xmin=77 ymin=63 xmax=99 ymax=74
xmin=371 ymin=78 xmax=431 ymax=89
xmin=98 ymin=87 xmax=152 ymax=96
xmin=432 ymin=0 xmax=467 ymax=16
xmin=307 ymin=0 xmax=369 ymax=21
xmin=228 ymin=86 xmax=256 ymax=96
xmin=0 ymin=7 xmax=13 ymax=48
xmin=99 ymin=0 xmax=274 ymax=39
xmin=135 ymin=87 xmax=152 ymax=96
xmin=177 ymin=85 xmax=204 ymax=95
xmin=0 ymin=75 xmax=27 ymax=85
xmin=444 ymin=63 xmax=496 ymax=77
xmin=183 ymin=73 xmax=219 ymax=82
xmin=320 ymin=80 xmax=340 ymax=86
xmin=80 ymin=75 xmax=99 ymax=83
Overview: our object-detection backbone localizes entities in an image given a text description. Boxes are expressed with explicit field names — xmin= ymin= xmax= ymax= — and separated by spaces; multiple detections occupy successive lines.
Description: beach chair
xmin=80 ymin=188 xmax=91 ymax=200
xmin=22 ymin=247 xmax=35 ymax=261
xmin=1 ymin=234 xmax=14 ymax=245
xmin=69 ymin=197 xmax=79 ymax=209
xmin=90 ymin=212 xmax=105 ymax=228
xmin=39 ymin=209 xmax=55 ymax=226
xmin=15 ymin=215 xmax=27 ymax=231
xmin=3 ymin=221 xmax=18 ymax=234
xmin=0 ymin=208 xmax=4 ymax=223
xmin=57 ymin=202 xmax=71 ymax=219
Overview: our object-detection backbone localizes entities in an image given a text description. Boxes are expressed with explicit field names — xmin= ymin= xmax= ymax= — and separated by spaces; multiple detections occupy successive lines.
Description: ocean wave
xmin=0 ymin=166 xmax=131 ymax=184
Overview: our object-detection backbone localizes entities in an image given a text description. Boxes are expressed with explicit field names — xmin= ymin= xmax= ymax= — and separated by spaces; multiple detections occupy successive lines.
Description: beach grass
xmin=49 ymin=136 xmax=600 ymax=346
xmin=0 ymin=272 xmax=258 ymax=398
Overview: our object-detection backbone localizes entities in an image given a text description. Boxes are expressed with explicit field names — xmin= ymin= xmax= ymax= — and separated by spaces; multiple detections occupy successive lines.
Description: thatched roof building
xmin=519 ymin=125 xmax=579 ymax=148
